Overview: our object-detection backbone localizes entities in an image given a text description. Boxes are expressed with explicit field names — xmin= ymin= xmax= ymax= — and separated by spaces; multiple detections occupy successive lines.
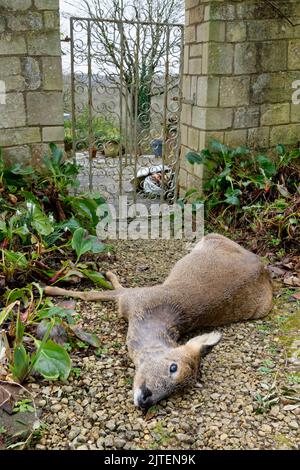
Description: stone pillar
xmin=179 ymin=0 xmax=300 ymax=195
xmin=0 ymin=0 xmax=64 ymax=166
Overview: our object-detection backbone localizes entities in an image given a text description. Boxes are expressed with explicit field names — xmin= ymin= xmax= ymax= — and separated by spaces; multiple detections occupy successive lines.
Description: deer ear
xmin=186 ymin=331 xmax=222 ymax=357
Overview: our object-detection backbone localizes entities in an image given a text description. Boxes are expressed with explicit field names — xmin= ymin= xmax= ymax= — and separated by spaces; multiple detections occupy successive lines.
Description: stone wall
xmin=179 ymin=0 xmax=300 ymax=195
xmin=0 ymin=0 xmax=64 ymax=165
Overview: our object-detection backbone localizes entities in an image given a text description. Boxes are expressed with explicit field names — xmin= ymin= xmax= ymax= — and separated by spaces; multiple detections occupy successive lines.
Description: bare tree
xmin=67 ymin=0 xmax=184 ymax=134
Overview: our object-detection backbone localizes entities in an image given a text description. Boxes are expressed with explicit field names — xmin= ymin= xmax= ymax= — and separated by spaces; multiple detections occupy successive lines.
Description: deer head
xmin=133 ymin=331 xmax=222 ymax=409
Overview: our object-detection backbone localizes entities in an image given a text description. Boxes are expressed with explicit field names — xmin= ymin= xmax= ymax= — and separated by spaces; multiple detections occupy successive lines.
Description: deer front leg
xmin=44 ymin=286 xmax=122 ymax=302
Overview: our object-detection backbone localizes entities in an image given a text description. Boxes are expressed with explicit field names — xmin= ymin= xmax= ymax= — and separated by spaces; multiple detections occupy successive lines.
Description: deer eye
xmin=170 ymin=363 xmax=178 ymax=373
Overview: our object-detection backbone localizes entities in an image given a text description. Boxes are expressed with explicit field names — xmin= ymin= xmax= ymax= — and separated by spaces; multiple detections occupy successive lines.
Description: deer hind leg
xmin=44 ymin=285 xmax=122 ymax=302
xmin=105 ymin=271 xmax=124 ymax=290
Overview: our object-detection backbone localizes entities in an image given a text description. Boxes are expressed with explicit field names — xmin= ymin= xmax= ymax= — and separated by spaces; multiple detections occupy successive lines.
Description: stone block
xmin=288 ymin=40 xmax=300 ymax=70
xmin=224 ymin=130 xmax=247 ymax=148
xmin=181 ymin=103 xmax=192 ymax=126
xmin=42 ymin=126 xmax=64 ymax=142
xmin=192 ymin=106 xmax=206 ymax=128
xmin=209 ymin=3 xmax=235 ymax=21
xmin=247 ymin=20 xmax=294 ymax=41
xmin=185 ymin=0 xmax=200 ymax=9
xmin=44 ymin=10 xmax=60 ymax=29
xmin=189 ymin=57 xmax=202 ymax=75
xmin=2 ymin=145 xmax=31 ymax=167
xmin=226 ymin=21 xmax=246 ymax=42
xmin=200 ymin=131 xmax=224 ymax=149
xmin=184 ymin=46 xmax=189 ymax=74
xmin=248 ymin=127 xmax=270 ymax=149
xmin=196 ymin=76 xmax=219 ymax=107
xmin=291 ymin=103 xmax=300 ymax=123
xmin=196 ymin=22 xmax=209 ymax=42
xmin=188 ymin=127 xmax=200 ymax=151
xmin=270 ymin=124 xmax=300 ymax=146
xmin=205 ymin=108 xmax=233 ymax=130
xmin=0 ymin=127 xmax=40 ymax=146
xmin=42 ymin=57 xmax=63 ymax=90
xmin=180 ymin=124 xmax=188 ymax=146
xmin=208 ymin=21 xmax=226 ymax=42
xmin=0 ymin=33 xmax=26 ymax=55
xmin=236 ymin=2 xmax=275 ymax=20
xmin=258 ymin=41 xmax=287 ymax=72
xmin=31 ymin=143 xmax=53 ymax=166
xmin=204 ymin=43 xmax=234 ymax=75
xmin=0 ymin=93 xmax=25 ymax=128
xmin=220 ymin=77 xmax=250 ymax=107
xmin=0 ymin=16 xmax=6 ymax=33
xmin=261 ymin=103 xmax=290 ymax=126
xmin=0 ymin=0 xmax=32 ymax=10
xmin=34 ymin=0 xmax=59 ymax=10
xmin=27 ymin=92 xmax=63 ymax=125
xmin=234 ymin=106 xmax=260 ymax=129
xmin=0 ymin=57 xmax=24 ymax=91
xmin=7 ymin=12 xmax=43 ymax=31
xmin=189 ymin=5 xmax=204 ymax=24
xmin=22 ymin=57 xmax=41 ymax=90
xmin=185 ymin=25 xmax=196 ymax=44
xmin=189 ymin=43 xmax=202 ymax=58
xmin=235 ymin=43 xmax=257 ymax=74
xmin=27 ymin=31 xmax=61 ymax=56
xmin=251 ymin=72 xmax=299 ymax=104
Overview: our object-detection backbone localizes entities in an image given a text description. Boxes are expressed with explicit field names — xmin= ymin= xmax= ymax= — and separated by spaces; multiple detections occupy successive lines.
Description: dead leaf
xmin=284 ymin=276 xmax=300 ymax=287
xmin=0 ymin=385 xmax=10 ymax=407
xmin=69 ymin=326 xmax=100 ymax=348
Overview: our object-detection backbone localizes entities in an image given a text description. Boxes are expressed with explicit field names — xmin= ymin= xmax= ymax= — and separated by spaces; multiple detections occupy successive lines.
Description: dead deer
xmin=44 ymin=234 xmax=273 ymax=409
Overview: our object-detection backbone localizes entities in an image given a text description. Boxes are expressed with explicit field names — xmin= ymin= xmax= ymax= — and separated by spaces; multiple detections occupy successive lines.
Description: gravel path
xmin=29 ymin=240 xmax=300 ymax=450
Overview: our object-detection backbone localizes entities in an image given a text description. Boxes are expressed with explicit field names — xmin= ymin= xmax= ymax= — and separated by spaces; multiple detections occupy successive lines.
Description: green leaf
xmin=49 ymin=143 xmax=63 ymax=166
xmin=27 ymin=202 xmax=54 ymax=237
xmin=2 ymin=250 xmax=28 ymax=269
xmin=185 ymin=151 xmax=204 ymax=165
xmin=89 ymin=236 xmax=106 ymax=253
xmin=231 ymin=146 xmax=249 ymax=158
xmin=81 ymin=269 xmax=113 ymax=289
xmin=33 ymin=339 xmax=71 ymax=381
xmin=276 ymin=144 xmax=286 ymax=156
xmin=256 ymin=155 xmax=276 ymax=177
xmin=224 ymin=188 xmax=242 ymax=206
xmin=210 ymin=140 xmax=228 ymax=155
xmin=12 ymin=345 xmax=30 ymax=383
xmin=71 ymin=228 xmax=92 ymax=261
xmin=69 ymin=326 xmax=100 ymax=348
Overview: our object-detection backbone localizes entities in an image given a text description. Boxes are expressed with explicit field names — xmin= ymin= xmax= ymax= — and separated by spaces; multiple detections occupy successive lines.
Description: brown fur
xmin=45 ymin=234 xmax=273 ymax=408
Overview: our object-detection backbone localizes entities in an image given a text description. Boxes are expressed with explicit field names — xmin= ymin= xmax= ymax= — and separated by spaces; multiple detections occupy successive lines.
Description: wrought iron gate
xmin=69 ymin=17 xmax=184 ymax=204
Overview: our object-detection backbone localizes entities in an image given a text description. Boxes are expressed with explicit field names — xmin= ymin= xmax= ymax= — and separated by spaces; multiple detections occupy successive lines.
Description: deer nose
xmin=138 ymin=384 xmax=153 ymax=409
